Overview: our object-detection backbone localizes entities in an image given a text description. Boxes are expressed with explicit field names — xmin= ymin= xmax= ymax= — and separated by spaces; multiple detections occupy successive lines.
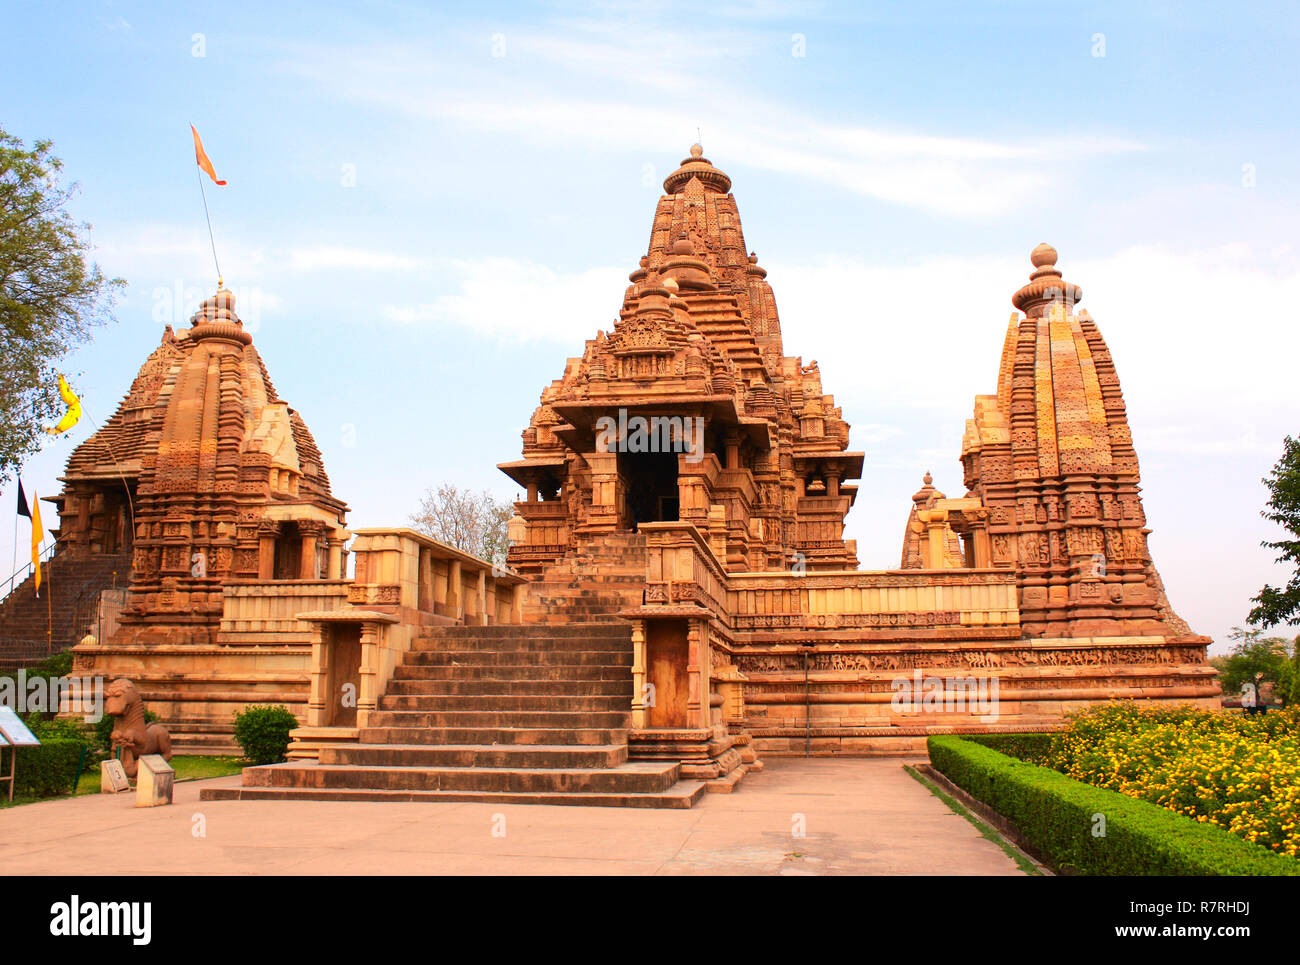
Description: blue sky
xmin=3 ymin=0 xmax=1299 ymax=652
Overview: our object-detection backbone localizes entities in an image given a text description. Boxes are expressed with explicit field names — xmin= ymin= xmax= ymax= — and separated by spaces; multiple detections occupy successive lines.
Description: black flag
xmin=16 ymin=480 xmax=31 ymax=519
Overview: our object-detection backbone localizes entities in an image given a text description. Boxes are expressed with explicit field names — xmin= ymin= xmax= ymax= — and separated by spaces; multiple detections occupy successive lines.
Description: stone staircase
xmin=0 ymin=551 xmax=131 ymax=672
xmin=520 ymin=532 xmax=647 ymax=624
xmin=202 ymin=622 xmax=707 ymax=808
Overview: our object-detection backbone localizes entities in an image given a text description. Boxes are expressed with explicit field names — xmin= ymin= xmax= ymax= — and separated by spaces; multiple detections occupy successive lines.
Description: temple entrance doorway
xmin=272 ymin=522 xmax=303 ymax=580
xmin=619 ymin=450 xmax=678 ymax=531
xmin=646 ymin=619 xmax=689 ymax=727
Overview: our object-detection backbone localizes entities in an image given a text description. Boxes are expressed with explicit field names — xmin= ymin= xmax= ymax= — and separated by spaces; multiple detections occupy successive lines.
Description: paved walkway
xmin=0 ymin=758 xmax=1024 ymax=875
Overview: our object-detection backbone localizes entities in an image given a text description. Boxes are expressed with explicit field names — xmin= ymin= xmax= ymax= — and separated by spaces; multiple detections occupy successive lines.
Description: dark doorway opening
xmin=273 ymin=522 xmax=302 ymax=580
xmin=619 ymin=450 xmax=679 ymax=531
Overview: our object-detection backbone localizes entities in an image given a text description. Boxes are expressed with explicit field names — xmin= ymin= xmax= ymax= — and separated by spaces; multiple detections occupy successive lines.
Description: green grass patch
xmin=0 ymin=755 xmax=244 ymax=809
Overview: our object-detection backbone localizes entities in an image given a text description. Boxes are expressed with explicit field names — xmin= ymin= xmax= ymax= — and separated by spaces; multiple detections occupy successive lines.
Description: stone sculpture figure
xmin=104 ymin=678 xmax=172 ymax=779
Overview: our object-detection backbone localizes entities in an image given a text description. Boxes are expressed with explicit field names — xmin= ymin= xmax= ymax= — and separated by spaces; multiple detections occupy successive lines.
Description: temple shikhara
xmin=1 ymin=145 xmax=1219 ymax=807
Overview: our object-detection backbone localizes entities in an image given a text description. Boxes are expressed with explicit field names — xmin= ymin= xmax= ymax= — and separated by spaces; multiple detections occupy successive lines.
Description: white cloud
xmin=383 ymin=257 xmax=628 ymax=342
xmin=285 ymin=246 xmax=425 ymax=273
xmin=274 ymin=34 xmax=1142 ymax=218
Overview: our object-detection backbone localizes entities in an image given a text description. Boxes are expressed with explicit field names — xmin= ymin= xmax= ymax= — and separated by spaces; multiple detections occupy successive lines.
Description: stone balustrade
xmin=219 ymin=580 xmax=350 ymax=646
xmin=292 ymin=528 xmax=527 ymax=753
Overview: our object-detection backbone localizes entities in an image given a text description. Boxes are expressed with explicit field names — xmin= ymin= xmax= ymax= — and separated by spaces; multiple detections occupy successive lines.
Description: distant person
xmin=1257 ymin=674 xmax=1276 ymax=714
xmin=1241 ymin=681 xmax=1257 ymax=715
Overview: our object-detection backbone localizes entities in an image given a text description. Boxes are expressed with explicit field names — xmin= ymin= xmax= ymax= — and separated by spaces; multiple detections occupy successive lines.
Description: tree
xmin=1215 ymin=626 xmax=1293 ymax=699
xmin=409 ymin=484 xmax=513 ymax=564
xmin=1248 ymin=435 xmax=1300 ymax=628
xmin=1290 ymin=637 xmax=1300 ymax=708
xmin=0 ymin=127 xmax=121 ymax=484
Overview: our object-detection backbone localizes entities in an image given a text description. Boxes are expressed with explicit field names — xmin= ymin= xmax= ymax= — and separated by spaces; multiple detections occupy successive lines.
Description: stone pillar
xmin=724 ymin=433 xmax=740 ymax=470
xmin=299 ymin=521 xmax=324 ymax=580
xmin=358 ymin=623 xmax=382 ymax=719
xmin=707 ymin=504 xmax=728 ymax=561
xmin=328 ymin=538 xmax=342 ymax=580
xmin=258 ymin=522 xmax=278 ymax=580
xmin=418 ymin=547 xmax=433 ymax=612
xmin=584 ymin=450 xmax=620 ymax=532
xmin=686 ymin=621 xmax=705 ymax=728
xmin=511 ymin=583 xmax=524 ymax=624
xmin=476 ymin=570 xmax=488 ymax=626
xmin=825 ymin=468 xmax=841 ymax=499
xmin=447 ymin=560 xmax=462 ymax=620
xmin=630 ymin=621 xmax=648 ymax=728
xmin=306 ymin=622 xmax=329 ymax=727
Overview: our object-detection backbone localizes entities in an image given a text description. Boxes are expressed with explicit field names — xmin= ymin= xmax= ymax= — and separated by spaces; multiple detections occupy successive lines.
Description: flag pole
xmin=46 ymin=538 xmax=52 ymax=655
xmin=195 ymin=159 xmax=224 ymax=289
xmin=9 ymin=503 xmax=17 ymax=596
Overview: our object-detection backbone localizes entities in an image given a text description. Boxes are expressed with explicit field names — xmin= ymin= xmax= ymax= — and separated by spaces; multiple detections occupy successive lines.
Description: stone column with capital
xmin=357 ymin=623 xmax=382 ymax=722
xmin=257 ymin=520 xmax=279 ymax=580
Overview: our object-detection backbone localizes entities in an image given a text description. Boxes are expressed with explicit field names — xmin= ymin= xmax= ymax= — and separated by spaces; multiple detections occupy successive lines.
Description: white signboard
xmin=0 ymin=706 xmax=40 ymax=746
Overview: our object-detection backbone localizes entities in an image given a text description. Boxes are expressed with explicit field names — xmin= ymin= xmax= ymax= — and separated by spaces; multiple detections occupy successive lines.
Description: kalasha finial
xmin=1012 ymin=241 xmax=1081 ymax=316
xmin=923 ymin=470 xmax=933 ymax=486
xmin=664 ymin=144 xmax=731 ymax=195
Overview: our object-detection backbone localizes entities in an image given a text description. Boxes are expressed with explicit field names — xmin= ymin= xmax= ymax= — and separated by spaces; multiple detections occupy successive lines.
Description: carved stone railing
xmin=219 ymin=580 xmax=350 ymax=646
xmin=292 ymin=528 xmax=528 ymax=752
xmin=726 ymin=569 xmax=1019 ymax=637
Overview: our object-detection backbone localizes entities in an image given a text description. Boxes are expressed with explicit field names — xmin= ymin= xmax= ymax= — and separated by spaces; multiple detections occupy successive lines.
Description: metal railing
xmin=0 ymin=542 xmax=57 ymax=605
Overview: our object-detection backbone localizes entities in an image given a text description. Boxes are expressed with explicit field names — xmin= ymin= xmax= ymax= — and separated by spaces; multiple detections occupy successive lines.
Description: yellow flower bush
xmin=1049 ymin=704 xmax=1300 ymax=859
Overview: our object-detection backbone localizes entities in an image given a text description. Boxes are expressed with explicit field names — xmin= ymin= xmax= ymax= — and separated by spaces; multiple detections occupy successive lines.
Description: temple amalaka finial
xmin=1012 ymin=242 xmax=1081 ymax=316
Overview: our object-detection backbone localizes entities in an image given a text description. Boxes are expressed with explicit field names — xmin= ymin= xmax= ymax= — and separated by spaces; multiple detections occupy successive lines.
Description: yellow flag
xmin=46 ymin=374 xmax=81 ymax=435
xmin=31 ymin=490 xmax=43 ymax=596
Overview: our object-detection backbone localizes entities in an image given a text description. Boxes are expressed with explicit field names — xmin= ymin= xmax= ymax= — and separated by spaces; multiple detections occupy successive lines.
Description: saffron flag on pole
xmin=30 ymin=489 xmax=43 ymax=596
xmin=191 ymin=124 xmax=227 ymax=185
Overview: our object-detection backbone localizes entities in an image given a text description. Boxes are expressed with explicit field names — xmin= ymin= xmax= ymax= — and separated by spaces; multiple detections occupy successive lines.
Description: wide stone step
xmin=410 ymin=638 xmax=631 ymax=654
xmin=319 ymin=743 xmax=629 ymax=768
xmin=200 ymin=782 xmax=706 ymax=809
xmin=393 ymin=663 xmax=631 ymax=681
xmin=378 ymin=694 xmax=629 ymax=712
xmin=365 ymin=709 xmax=629 ymax=728
xmin=402 ymin=650 xmax=632 ymax=667
xmin=422 ymin=624 xmax=631 ymax=639
xmin=359 ymin=725 xmax=626 ymax=746
xmin=386 ymin=678 xmax=631 ymax=697
xmin=241 ymin=760 xmax=680 ymax=794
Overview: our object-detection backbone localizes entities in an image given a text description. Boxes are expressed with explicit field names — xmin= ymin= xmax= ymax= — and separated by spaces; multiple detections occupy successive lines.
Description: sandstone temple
xmin=0 ymin=145 xmax=1219 ymax=807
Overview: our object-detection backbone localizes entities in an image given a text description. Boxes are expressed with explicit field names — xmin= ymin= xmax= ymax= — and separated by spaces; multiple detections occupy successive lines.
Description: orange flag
xmin=30 ymin=490 xmax=43 ymax=596
xmin=191 ymin=124 xmax=227 ymax=186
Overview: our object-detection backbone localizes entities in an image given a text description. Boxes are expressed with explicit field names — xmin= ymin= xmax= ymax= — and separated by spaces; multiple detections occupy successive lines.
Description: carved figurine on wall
xmin=104 ymin=678 xmax=172 ymax=779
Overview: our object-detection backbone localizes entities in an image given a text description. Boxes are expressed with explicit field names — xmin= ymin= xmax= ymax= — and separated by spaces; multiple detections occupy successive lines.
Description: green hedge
xmin=928 ymin=735 xmax=1300 ymax=876
xmin=2 ymin=739 xmax=86 ymax=797
xmin=960 ymin=732 xmax=1054 ymax=764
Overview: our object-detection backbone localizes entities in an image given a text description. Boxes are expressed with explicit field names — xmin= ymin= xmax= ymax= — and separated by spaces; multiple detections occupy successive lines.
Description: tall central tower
xmin=502 ymin=145 xmax=863 ymax=576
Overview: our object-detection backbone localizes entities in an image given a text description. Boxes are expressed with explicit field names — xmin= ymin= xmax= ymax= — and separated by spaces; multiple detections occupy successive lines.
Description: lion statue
xmin=104 ymin=678 xmax=172 ymax=779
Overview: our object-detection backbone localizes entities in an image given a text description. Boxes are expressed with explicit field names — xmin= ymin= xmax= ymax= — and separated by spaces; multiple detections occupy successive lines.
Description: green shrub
xmin=928 ymin=735 xmax=1299 ymax=876
xmin=1 ymin=738 xmax=86 ymax=797
xmin=25 ymin=713 xmax=87 ymax=742
xmin=961 ymin=732 xmax=1054 ymax=764
xmin=233 ymin=704 xmax=298 ymax=765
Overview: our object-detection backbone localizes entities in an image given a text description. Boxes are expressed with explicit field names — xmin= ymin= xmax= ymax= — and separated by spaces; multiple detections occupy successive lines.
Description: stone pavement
xmin=0 ymin=758 xmax=1025 ymax=875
